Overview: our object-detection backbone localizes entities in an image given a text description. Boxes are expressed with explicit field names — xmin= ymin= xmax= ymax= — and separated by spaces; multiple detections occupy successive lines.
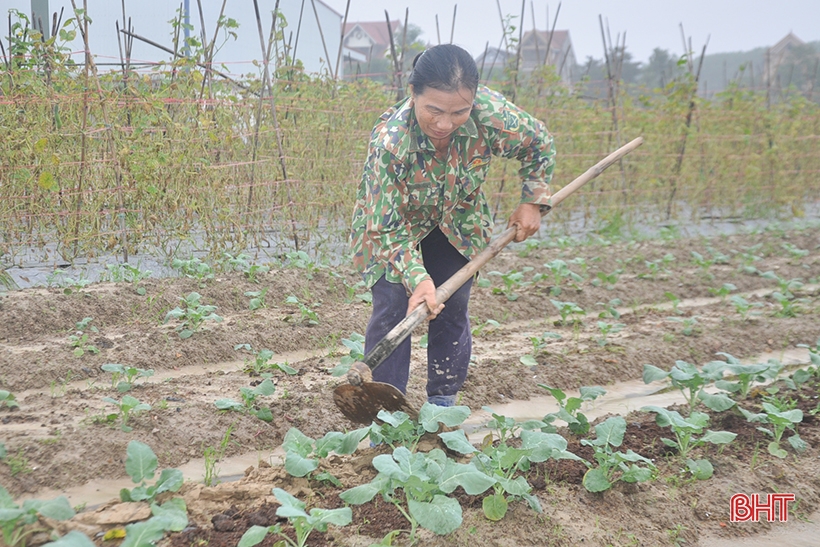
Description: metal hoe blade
xmin=333 ymin=381 xmax=418 ymax=424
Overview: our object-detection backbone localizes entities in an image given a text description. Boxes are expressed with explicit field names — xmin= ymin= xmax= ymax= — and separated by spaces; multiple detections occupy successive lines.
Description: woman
xmin=350 ymin=44 xmax=555 ymax=407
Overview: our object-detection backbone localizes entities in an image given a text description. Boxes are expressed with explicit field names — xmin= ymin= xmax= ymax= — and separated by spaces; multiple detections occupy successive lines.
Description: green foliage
xmin=596 ymin=321 xmax=625 ymax=346
xmin=284 ymin=295 xmax=320 ymax=325
xmin=739 ymin=402 xmax=805 ymax=458
xmin=550 ymin=299 xmax=586 ymax=325
xmin=239 ymin=488 xmax=351 ymax=547
xmin=368 ymin=404 xmax=471 ymax=451
xmin=666 ymin=315 xmax=700 ymax=336
xmin=203 ymin=424 xmax=235 ymax=487
xmin=0 ymin=390 xmax=20 ymax=410
xmin=536 ymin=259 xmax=584 ymax=296
xmin=641 ymin=406 xmax=736 ymax=476
xmin=580 ymin=416 xmax=656 ymax=493
xmin=729 ymin=294 xmax=764 ymax=320
xmin=103 ymin=263 xmax=152 ymax=293
xmin=242 ymin=349 xmax=298 ymax=376
xmin=471 ymin=319 xmax=500 ymax=337
xmin=244 ymin=288 xmax=268 ymax=310
xmin=68 ymin=317 xmax=99 ymax=357
xmin=171 ymin=257 xmax=214 ymax=282
xmin=101 ymin=363 xmax=155 ymax=392
xmin=591 ymin=269 xmax=622 ymax=290
xmin=119 ymin=441 xmax=184 ymax=503
xmin=487 ymin=267 xmax=533 ymax=301
xmin=164 ymin=292 xmax=223 ymax=338
xmin=282 ymin=426 xmax=368 ymax=480
xmin=0 ymin=485 xmax=75 ymax=547
xmin=642 ymin=361 xmax=736 ymax=416
xmin=330 ymin=332 xmax=365 ymax=377
xmin=214 ymin=378 xmax=276 ymax=422
xmin=711 ymin=352 xmax=779 ymax=399
xmin=102 ymin=395 xmax=151 ymax=432
xmin=708 ymin=283 xmax=737 ymax=300
xmin=537 ymin=385 xmax=607 ymax=436
xmin=222 ymin=253 xmax=269 ymax=282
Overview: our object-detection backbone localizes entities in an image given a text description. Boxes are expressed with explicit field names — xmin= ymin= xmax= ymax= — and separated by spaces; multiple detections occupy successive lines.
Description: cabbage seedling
xmin=0 ymin=485 xmax=75 ymax=547
xmin=642 ymin=361 xmax=735 ymax=416
xmin=738 ymin=403 xmax=805 ymax=458
xmin=580 ymin=416 xmax=656 ymax=493
xmin=102 ymin=395 xmax=151 ymax=432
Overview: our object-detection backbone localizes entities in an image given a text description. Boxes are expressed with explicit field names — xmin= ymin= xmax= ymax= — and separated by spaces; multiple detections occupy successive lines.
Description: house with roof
xmin=765 ymin=32 xmax=805 ymax=79
xmin=474 ymin=29 xmax=575 ymax=85
xmin=343 ymin=20 xmax=401 ymax=63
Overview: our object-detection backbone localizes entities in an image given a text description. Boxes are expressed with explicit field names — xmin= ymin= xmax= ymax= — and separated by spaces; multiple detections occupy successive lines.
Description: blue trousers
xmin=365 ymin=227 xmax=473 ymax=406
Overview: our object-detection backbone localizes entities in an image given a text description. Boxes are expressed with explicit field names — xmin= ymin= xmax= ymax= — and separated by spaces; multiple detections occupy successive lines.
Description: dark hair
xmin=408 ymin=44 xmax=479 ymax=96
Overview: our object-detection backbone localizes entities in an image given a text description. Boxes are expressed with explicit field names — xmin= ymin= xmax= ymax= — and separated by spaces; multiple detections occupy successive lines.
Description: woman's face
xmin=410 ymin=85 xmax=475 ymax=145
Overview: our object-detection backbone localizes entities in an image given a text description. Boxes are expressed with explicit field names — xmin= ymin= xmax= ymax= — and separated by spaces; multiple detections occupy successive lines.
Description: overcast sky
xmin=322 ymin=0 xmax=819 ymax=63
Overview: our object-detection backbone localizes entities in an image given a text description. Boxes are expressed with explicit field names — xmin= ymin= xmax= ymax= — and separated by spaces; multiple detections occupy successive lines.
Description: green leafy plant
xmin=68 ymin=317 xmax=99 ymax=357
xmin=164 ymin=292 xmax=223 ymax=338
xmin=580 ymin=416 xmax=656 ymax=493
xmin=739 ymin=403 xmax=805 ymax=458
xmin=550 ymin=299 xmax=585 ymax=326
xmin=0 ymin=485 xmax=75 ymax=547
xmin=330 ymin=332 xmax=365 ymax=377
xmin=596 ymin=321 xmax=625 ymax=346
xmin=471 ymin=318 xmax=500 ymax=337
xmin=729 ymin=294 xmax=763 ymax=320
xmin=283 ymin=250 xmax=323 ymax=278
xmin=239 ymin=488 xmax=352 ymax=547
xmin=214 ymin=378 xmax=276 ymax=422
xmin=592 ymin=269 xmax=622 ymax=290
xmin=171 ymin=256 xmax=214 ymax=281
xmin=641 ymin=406 xmax=736 ymax=479
xmin=781 ymin=242 xmax=809 ymax=261
xmin=101 ymin=363 xmax=154 ymax=392
xmin=245 ymin=287 xmax=268 ymax=310
xmin=666 ymin=315 xmax=700 ymax=336
xmin=285 ymin=295 xmax=320 ymax=325
xmin=281 ymin=426 xmax=369 ymax=482
xmin=538 ymin=384 xmax=606 ymax=436
xmin=222 ymin=253 xmax=270 ymax=282
xmin=596 ymin=298 xmax=622 ymax=319
xmin=708 ymin=282 xmax=737 ymax=300
xmin=487 ymin=267 xmax=533 ymax=301
xmin=710 ymin=353 xmax=778 ymax=399
xmin=536 ymin=259 xmax=583 ymax=296
xmin=101 ymin=395 xmax=151 ymax=432
xmin=369 ymin=404 xmax=471 ymax=451
xmin=119 ymin=440 xmax=184 ymax=503
xmin=642 ymin=361 xmax=735 ymax=416
xmin=519 ymin=332 xmax=562 ymax=366
xmin=243 ymin=349 xmax=298 ymax=376
xmin=664 ymin=291 xmax=683 ymax=315
xmin=0 ymin=390 xmax=20 ymax=410
xmin=103 ymin=263 xmax=152 ymax=295
xmin=340 ymin=446 xmax=491 ymax=539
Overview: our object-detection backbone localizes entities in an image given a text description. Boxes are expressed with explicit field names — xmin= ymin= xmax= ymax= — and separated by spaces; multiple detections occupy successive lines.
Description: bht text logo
xmin=730 ymin=493 xmax=796 ymax=522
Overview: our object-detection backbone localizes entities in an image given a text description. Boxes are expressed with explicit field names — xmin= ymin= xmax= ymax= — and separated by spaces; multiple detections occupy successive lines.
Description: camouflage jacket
xmin=350 ymin=85 xmax=555 ymax=292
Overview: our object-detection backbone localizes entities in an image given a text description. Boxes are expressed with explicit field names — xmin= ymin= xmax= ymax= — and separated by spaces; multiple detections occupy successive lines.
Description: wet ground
xmin=1 ymin=223 xmax=819 ymax=546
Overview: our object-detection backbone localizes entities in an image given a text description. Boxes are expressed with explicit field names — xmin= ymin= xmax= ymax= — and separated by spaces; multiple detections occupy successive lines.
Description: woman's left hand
xmin=507 ymin=202 xmax=543 ymax=242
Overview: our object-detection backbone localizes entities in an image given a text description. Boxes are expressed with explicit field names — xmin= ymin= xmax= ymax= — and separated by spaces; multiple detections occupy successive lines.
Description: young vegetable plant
xmin=471 ymin=318 xmax=500 ymax=337
xmin=330 ymin=332 xmax=365 ymax=377
xmin=486 ymin=267 xmax=533 ymax=301
xmin=164 ymin=292 xmax=223 ymax=338
xmin=341 ymin=446 xmax=493 ymax=539
xmin=519 ymin=332 xmax=562 ymax=366
xmin=239 ymin=488 xmax=352 ymax=547
xmin=729 ymin=295 xmax=763 ymax=320
xmin=119 ymin=440 xmax=184 ymax=503
xmin=536 ymin=259 xmax=583 ymax=296
xmin=592 ymin=269 xmax=622 ymax=290
xmin=68 ymin=317 xmax=99 ymax=357
xmin=710 ymin=353 xmax=778 ymax=399
xmin=708 ymin=283 xmax=737 ymax=300
xmin=171 ymin=257 xmax=214 ymax=281
xmin=0 ymin=485 xmax=75 ymax=547
xmin=580 ymin=416 xmax=656 ymax=493
xmin=537 ymin=385 xmax=606 ymax=436
xmin=642 ymin=361 xmax=736 ymax=416
xmin=101 ymin=363 xmax=154 ymax=392
xmin=641 ymin=406 xmax=736 ymax=480
xmin=223 ymin=252 xmax=270 ymax=282
xmin=738 ymin=403 xmax=805 ymax=458
xmin=596 ymin=321 xmax=625 ymax=346
xmin=243 ymin=349 xmax=298 ymax=376
xmin=244 ymin=287 xmax=268 ymax=310
xmin=284 ymin=295 xmax=320 ymax=325
xmin=0 ymin=390 xmax=20 ymax=410
xmin=214 ymin=378 xmax=276 ymax=422
xmin=281 ymin=426 xmax=369 ymax=484
xmin=103 ymin=263 xmax=152 ymax=294
xmin=368 ymin=403 xmax=471 ymax=451
xmin=666 ymin=315 xmax=700 ymax=336
xmin=550 ymin=299 xmax=585 ymax=326
xmin=101 ymin=395 xmax=151 ymax=432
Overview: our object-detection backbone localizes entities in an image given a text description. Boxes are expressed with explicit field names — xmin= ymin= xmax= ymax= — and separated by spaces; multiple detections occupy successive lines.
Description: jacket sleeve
xmin=359 ymin=146 xmax=431 ymax=293
xmin=491 ymin=98 xmax=555 ymax=207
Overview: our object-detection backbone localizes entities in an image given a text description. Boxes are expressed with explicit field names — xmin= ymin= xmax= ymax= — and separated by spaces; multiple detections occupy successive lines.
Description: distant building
xmin=343 ymin=20 xmax=401 ymax=64
xmin=765 ymin=32 xmax=805 ymax=80
xmin=474 ymin=30 xmax=575 ymax=84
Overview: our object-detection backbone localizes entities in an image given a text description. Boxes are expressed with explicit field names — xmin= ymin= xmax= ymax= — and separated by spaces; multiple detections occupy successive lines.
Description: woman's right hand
xmin=407 ymin=278 xmax=444 ymax=318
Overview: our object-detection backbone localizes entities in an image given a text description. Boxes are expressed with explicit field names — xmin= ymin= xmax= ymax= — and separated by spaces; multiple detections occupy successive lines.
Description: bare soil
xmin=1 ymin=225 xmax=819 ymax=547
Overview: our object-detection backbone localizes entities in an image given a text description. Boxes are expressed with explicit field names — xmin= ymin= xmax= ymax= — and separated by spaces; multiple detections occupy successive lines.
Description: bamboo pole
xmin=309 ymin=0 xmax=332 ymax=75
xmin=449 ymin=5 xmax=457 ymax=44
xmin=385 ymin=11 xmax=402 ymax=100
xmin=333 ymin=0 xmax=351 ymax=80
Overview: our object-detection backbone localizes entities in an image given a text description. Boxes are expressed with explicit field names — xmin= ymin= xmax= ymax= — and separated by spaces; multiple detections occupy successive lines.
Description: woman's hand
xmin=407 ymin=278 xmax=444 ymax=318
xmin=507 ymin=202 xmax=543 ymax=242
